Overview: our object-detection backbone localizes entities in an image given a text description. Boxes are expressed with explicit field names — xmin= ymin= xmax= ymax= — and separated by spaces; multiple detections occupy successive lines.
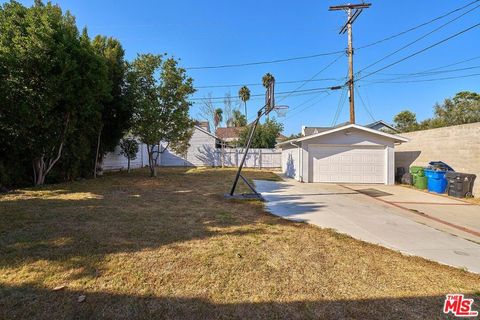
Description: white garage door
xmin=310 ymin=146 xmax=385 ymax=183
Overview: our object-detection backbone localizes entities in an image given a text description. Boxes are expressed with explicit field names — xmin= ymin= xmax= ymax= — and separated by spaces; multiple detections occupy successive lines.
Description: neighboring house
xmin=302 ymin=120 xmax=398 ymax=136
xmin=160 ymin=122 xmax=219 ymax=166
xmin=103 ymin=121 xmax=220 ymax=170
xmin=278 ymin=123 xmax=408 ymax=185
xmin=365 ymin=120 xmax=399 ymax=133
xmin=216 ymin=126 xmax=287 ymax=146
xmin=215 ymin=127 xmax=244 ymax=146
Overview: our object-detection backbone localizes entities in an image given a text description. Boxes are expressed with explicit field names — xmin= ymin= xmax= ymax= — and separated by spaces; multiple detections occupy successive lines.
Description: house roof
xmin=365 ymin=120 xmax=399 ymax=132
xmin=195 ymin=121 xmax=210 ymax=132
xmin=195 ymin=125 xmax=219 ymax=140
xmin=277 ymin=123 xmax=409 ymax=147
xmin=302 ymin=122 xmax=350 ymax=136
xmin=215 ymin=127 xmax=244 ymax=140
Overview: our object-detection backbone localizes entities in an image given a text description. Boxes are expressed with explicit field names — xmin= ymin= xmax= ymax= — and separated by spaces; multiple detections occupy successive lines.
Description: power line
xmin=281 ymin=91 xmax=332 ymax=122
xmin=358 ymin=3 xmax=480 ymax=74
xmin=277 ymin=54 xmax=344 ymax=103
xmin=361 ymin=72 xmax=480 ymax=85
xmin=189 ymin=85 xmax=343 ymax=101
xmin=357 ymin=0 xmax=480 ymax=50
xmin=357 ymin=22 xmax=480 ymax=81
xmin=331 ymin=87 xmax=348 ymax=126
xmin=184 ymin=1 xmax=479 ymax=71
xmin=365 ymin=65 xmax=480 ymax=82
xmin=194 ymin=77 xmax=343 ymax=89
xmin=185 ymin=50 xmax=344 ymax=70
xmin=356 ymin=86 xmax=375 ymax=121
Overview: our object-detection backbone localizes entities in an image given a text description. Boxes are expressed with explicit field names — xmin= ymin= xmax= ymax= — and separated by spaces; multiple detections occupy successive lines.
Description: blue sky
xmin=10 ymin=0 xmax=480 ymax=135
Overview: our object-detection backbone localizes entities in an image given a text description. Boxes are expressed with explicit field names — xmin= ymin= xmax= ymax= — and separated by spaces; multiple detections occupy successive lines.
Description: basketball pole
xmin=226 ymin=80 xmax=277 ymax=200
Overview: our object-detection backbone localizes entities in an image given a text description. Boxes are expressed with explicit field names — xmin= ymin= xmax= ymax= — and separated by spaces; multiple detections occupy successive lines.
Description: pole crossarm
xmin=329 ymin=3 xmax=371 ymax=11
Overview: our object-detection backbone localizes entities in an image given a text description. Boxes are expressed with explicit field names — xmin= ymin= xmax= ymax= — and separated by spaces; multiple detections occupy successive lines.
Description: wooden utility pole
xmin=329 ymin=3 xmax=371 ymax=124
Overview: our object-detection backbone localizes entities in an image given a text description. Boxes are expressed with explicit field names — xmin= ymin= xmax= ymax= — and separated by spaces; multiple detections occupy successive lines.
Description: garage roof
xmin=277 ymin=123 xmax=409 ymax=146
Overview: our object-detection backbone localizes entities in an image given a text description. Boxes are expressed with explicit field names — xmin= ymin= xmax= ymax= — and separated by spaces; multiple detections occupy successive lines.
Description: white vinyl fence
xmin=216 ymin=148 xmax=281 ymax=168
xmin=103 ymin=145 xmax=281 ymax=171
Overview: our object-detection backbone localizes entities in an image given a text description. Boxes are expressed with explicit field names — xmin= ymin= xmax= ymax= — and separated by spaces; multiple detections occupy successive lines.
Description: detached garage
xmin=279 ymin=124 xmax=408 ymax=185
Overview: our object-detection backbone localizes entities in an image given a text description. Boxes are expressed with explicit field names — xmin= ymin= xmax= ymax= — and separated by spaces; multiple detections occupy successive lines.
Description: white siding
xmin=161 ymin=127 xmax=217 ymax=166
xmin=102 ymin=142 xmax=148 ymax=171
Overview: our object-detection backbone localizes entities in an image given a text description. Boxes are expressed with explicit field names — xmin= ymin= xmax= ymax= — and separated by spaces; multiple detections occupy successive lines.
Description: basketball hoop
xmin=273 ymin=105 xmax=289 ymax=117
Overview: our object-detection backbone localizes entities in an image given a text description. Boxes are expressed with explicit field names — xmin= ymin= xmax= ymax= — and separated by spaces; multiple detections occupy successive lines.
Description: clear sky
xmin=9 ymin=0 xmax=480 ymax=135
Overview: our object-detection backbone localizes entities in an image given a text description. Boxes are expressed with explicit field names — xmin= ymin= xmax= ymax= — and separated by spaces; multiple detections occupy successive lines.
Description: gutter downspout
xmin=289 ymin=141 xmax=303 ymax=182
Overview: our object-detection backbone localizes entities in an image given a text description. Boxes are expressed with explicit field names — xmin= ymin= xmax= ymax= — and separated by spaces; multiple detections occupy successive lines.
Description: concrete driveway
xmin=254 ymin=178 xmax=480 ymax=273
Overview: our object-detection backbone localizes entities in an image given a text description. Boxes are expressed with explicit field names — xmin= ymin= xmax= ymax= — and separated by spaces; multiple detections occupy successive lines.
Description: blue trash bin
xmin=424 ymin=169 xmax=448 ymax=193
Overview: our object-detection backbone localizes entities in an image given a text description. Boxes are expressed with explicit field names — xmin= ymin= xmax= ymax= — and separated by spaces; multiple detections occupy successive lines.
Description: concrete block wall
xmin=395 ymin=122 xmax=480 ymax=197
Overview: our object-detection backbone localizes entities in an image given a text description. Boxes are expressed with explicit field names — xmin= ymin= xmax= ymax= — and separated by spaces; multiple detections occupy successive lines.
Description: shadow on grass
xmin=0 ymin=282 xmax=469 ymax=319
xmin=0 ymin=168 xmax=293 ymax=279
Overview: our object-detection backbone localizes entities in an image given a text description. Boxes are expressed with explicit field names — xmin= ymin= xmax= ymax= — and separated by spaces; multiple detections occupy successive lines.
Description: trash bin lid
xmin=428 ymin=161 xmax=454 ymax=172
xmin=410 ymin=166 xmax=425 ymax=174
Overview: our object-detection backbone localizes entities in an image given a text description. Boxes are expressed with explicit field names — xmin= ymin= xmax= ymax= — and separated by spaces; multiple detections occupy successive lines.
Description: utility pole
xmin=329 ymin=3 xmax=371 ymax=124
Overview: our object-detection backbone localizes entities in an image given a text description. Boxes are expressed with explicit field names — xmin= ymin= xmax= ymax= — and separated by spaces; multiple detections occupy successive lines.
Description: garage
xmin=278 ymin=124 xmax=409 ymax=185
xmin=309 ymin=146 xmax=385 ymax=183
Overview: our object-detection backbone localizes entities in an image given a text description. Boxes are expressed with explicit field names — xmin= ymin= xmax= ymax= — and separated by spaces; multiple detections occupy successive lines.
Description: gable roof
xmin=195 ymin=125 xmax=219 ymax=140
xmin=195 ymin=120 xmax=210 ymax=132
xmin=277 ymin=123 xmax=409 ymax=146
xmin=215 ymin=127 xmax=244 ymax=140
xmin=365 ymin=120 xmax=399 ymax=132
xmin=302 ymin=122 xmax=350 ymax=136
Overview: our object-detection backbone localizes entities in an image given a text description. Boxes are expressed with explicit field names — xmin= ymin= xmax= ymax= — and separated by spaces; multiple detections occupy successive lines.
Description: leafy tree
xmin=237 ymin=118 xmax=284 ymax=148
xmin=238 ymin=86 xmax=251 ymax=119
xmin=0 ymin=1 xmax=109 ymax=185
xmin=119 ymin=138 xmax=139 ymax=173
xmin=129 ymin=54 xmax=195 ymax=177
xmin=392 ymin=91 xmax=480 ymax=133
xmin=232 ymin=110 xmax=247 ymax=127
xmin=433 ymin=91 xmax=480 ymax=127
xmin=91 ymin=35 xmax=133 ymax=175
xmin=393 ymin=110 xmax=418 ymax=132
xmin=214 ymin=108 xmax=223 ymax=129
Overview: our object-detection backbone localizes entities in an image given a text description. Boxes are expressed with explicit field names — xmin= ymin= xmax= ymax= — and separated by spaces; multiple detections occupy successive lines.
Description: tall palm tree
xmin=214 ymin=108 xmax=223 ymax=130
xmin=262 ymin=73 xmax=275 ymax=89
xmin=238 ymin=86 xmax=251 ymax=119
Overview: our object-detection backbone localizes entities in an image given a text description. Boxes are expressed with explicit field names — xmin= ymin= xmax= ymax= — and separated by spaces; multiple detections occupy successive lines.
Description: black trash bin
xmin=445 ymin=172 xmax=477 ymax=198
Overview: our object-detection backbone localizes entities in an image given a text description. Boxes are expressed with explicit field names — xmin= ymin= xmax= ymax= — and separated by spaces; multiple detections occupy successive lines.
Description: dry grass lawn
xmin=1 ymin=167 xmax=479 ymax=319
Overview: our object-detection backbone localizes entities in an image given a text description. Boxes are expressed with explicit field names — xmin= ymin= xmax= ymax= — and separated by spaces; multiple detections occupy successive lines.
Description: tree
xmin=232 ymin=110 xmax=247 ymax=127
xmin=198 ymin=93 xmax=217 ymax=132
xmin=0 ymin=1 xmax=109 ymax=185
xmin=91 ymin=35 xmax=133 ymax=175
xmin=129 ymin=54 xmax=195 ymax=177
xmin=223 ymin=92 xmax=235 ymax=127
xmin=237 ymin=118 xmax=284 ymax=148
xmin=393 ymin=110 xmax=418 ymax=133
xmin=119 ymin=138 xmax=139 ymax=173
xmin=214 ymin=108 xmax=223 ymax=129
xmin=262 ymin=73 xmax=275 ymax=89
xmin=433 ymin=91 xmax=480 ymax=126
xmin=238 ymin=86 xmax=251 ymax=119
